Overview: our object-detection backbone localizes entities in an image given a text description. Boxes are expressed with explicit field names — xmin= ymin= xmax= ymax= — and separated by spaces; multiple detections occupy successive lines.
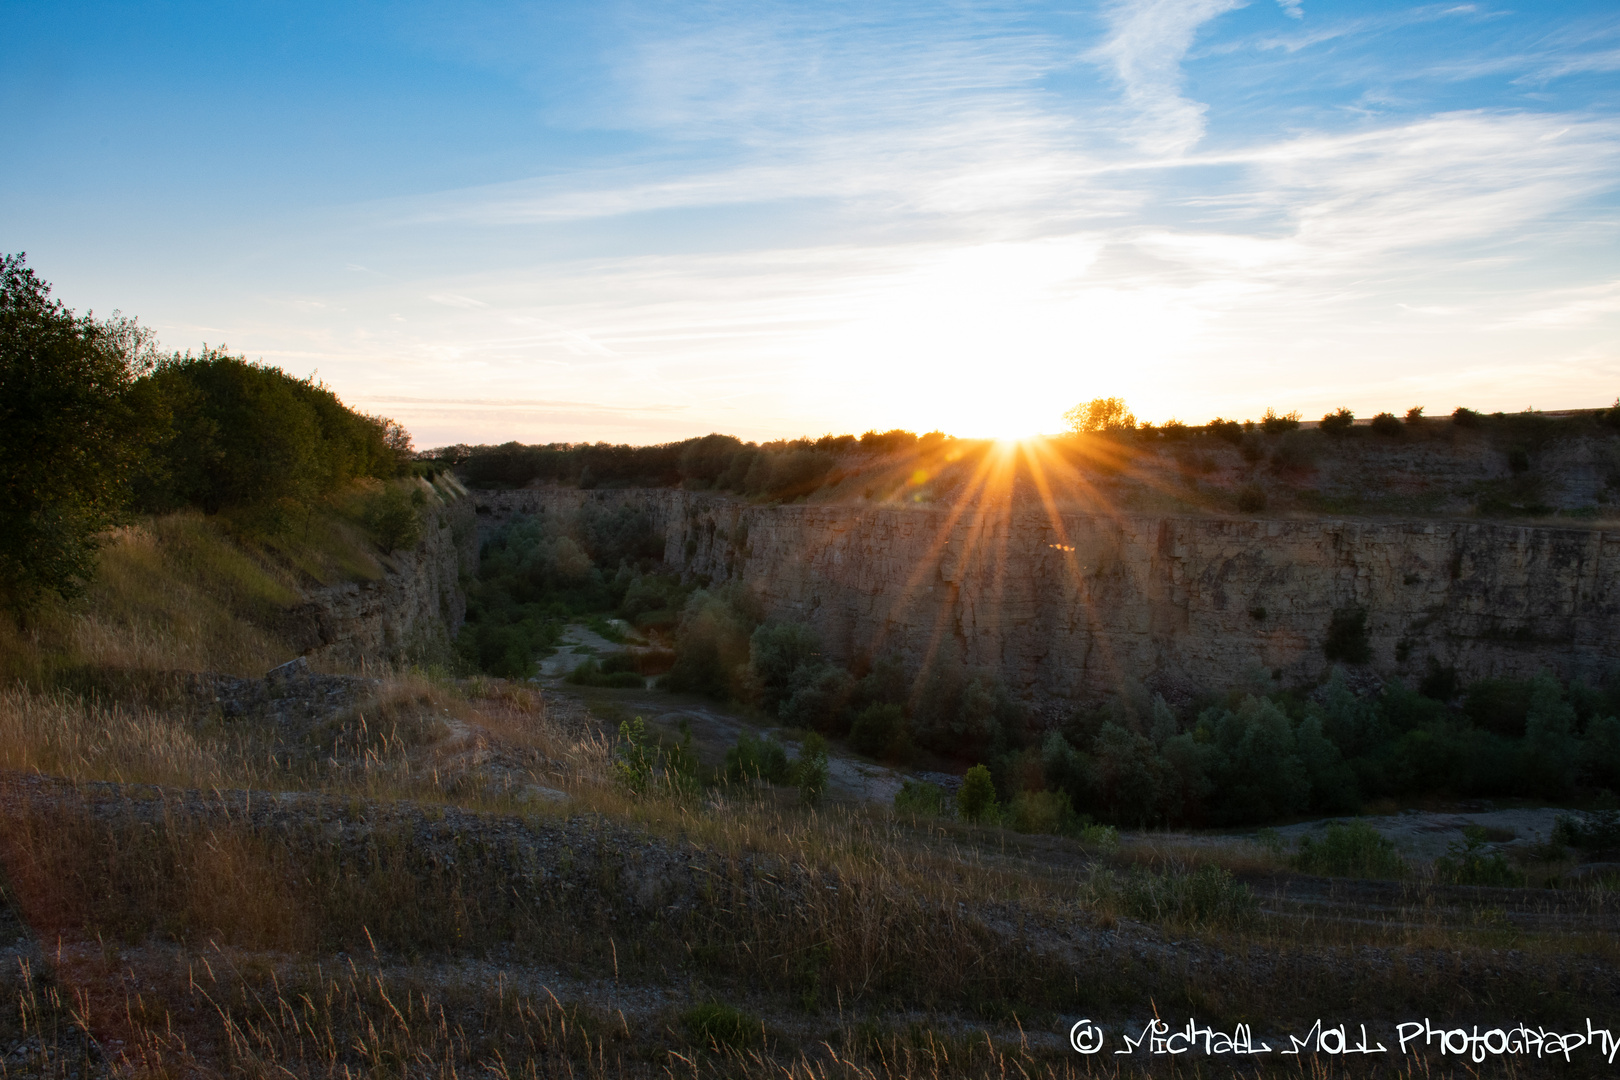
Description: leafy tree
xmin=794 ymin=732 xmax=830 ymax=807
xmin=1091 ymin=722 xmax=1168 ymax=825
xmin=0 ymin=254 xmax=153 ymax=611
xmin=1319 ymin=407 xmax=1355 ymax=435
xmin=1260 ymin=408 xmax=1301 ymax=434
xmin=1063 ymin=397 xmax=1136 ymax=434
xmin=136 ymin=350 xmax=398 ymax=515
xmin=663 ymin=588 xmax=754 ymax=699
xmin=957 ymin=764 xmax=999 ymax=822
xmin=849 ymin=702 xmax=908 ymax=761
xmin=748 ymin=621 xmax=822 ymax=714
xmin=724 ymin=730 xmax=791 ymax=785
xmin=779 ymin=664 xmax=857 ymax=734
xmin=1201 ymin=696 xmax=1309 ymax=825
xmin=1369 ymin=412 xmax=1403 ymax=436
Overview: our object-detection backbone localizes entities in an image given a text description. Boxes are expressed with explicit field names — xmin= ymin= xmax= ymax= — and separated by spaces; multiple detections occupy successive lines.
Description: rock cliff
xmin=475 ymin=488 xmax=1619 ymax=702
xmin=284 ymin=487 xmax=478 ymax=669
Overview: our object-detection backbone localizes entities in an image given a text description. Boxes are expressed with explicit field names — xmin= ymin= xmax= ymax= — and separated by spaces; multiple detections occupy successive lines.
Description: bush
xmin=1552 ymin=807 xmax=1620 ymax=851
xmin=1260 ymin=408 xmax=1300 ymax=434
xmin=779 ymin=665 xmax=856 ymax=734
xmin=1405 ymin=406 xmax=1425 ymax=425
xmin=682 ymin=1002 xmax=757 ymax=1050
xmin=1452 ymin=406 xmax=1481 ymax=428
xmin=1323 ymin=606 xmax=1371 ymax=664
xmin=794 ymin=732 xmax=830 ymax=807
xmin=1208 ymin=418 xmax=1243 ymax=445
xmin=663 ymin=588 xmax=754 ymax=699
xmin=1294 ymin=821 xmax=1407 ymax=879
xmin=1319 ymin=407 xmax=1355 ymax=435
xmin=724 ymin=730 xmax=791 ymax=786
xmin=613 ymin=717 xmax=656 ymax=794
xmin=0 ymin=254 xmax=151 ymax=610
xmin=565 ymin=657 xmax=643 ymax=688
xmin=957 ymin=764 xmax=999 ymax=823
xmin=1110 ymin=866 xmax=1258 ymax=928
xmin=1435 ymin=827 xmax=1524 ymax=887
xmin=849 ymin=702 xmax=908 ymax=761
xmin=1369 ymin=412 xmax=1402 ymax=436
xmin=1008 ymin=788 xmax=1079 ymax=835
xmin=361 ymin=484 xmax=423 ymax=551
xmin=1236 ymin=485 xmax=1266 ymax=513
xmin=894 ymin=779 xmax=947 ymax=816
xmin=749 ymin=622 xmax=822 ymax=714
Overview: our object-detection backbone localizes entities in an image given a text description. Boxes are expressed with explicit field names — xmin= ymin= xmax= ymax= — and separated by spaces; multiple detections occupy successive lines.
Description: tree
xmin=1319 ymin=407 xmax=1355 ymax=435
xmin=1063 ymin=397 xmax=1136 ymax=435
xmin=957 ymin=764 xmax=999 ymax=822
xmin=0 ymin=254 xmax=150 ymax=611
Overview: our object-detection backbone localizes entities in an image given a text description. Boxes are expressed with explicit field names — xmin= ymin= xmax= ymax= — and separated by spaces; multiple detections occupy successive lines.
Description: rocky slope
xmin=283 ymin=483 xmax=478 ymax=669
xmin=477 ymin=488 xmax=1618 ymax=703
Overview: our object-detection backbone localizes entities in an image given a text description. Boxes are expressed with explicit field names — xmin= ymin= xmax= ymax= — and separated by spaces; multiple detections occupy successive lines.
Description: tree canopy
xmin=0 ymin=254 xmax=152 ymax=609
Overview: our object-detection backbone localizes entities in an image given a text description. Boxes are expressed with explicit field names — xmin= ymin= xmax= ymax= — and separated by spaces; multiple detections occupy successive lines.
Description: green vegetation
xmin=1435 ymin=826 xmax=1525 ymax=887
xmin=1 ymin=253 xmax=418 ymax=616
xmin=444 ymin=428 xmax=944 ymax=501
xmin=455 ymin=505 xmax=674 ymax=678
xmin=1294 ymin=821 xmax=1408 ymax=879
xmin=956 ymin=764 xmax=998 ymax=822
xmin=723 ymin=729 xmax=791 ymax=785
xmin=793 ymin=731 xmax=830 ymax=806
xmin=681 ymin=1002 xmax=759 ymax=1050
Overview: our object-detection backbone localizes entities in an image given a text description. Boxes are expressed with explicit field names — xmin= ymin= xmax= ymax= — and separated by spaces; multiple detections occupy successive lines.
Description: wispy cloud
xmin=1089 ymin=0 xmax=1247 ymax=155
xmin=115 ymin=1 xmax=1620 ymax=442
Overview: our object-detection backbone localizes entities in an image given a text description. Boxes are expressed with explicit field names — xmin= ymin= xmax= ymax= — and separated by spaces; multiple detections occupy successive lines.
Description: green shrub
xmin=749 ymin=621 xmax=822 ymax=714
xmin=1369 ymin=412 xmax=1403 ymax=436
xmin=1552 ymin=807 xmax=1620 ymax=851
xmin=360 ymin=485 xmax=423 ymax=552
xmin=794 ymin=732 xmax=830 ymax=807
xmin=724 ymin=730 xmax=791 ymax=786
xmin=1008 ymin=788 xmax=1079 ymax=835
xmin=612 ymin=717 xmax=655 ymax=794
xmin=850 ymin=702 xmax=908 ymax=761
xmin=1452 ymin=406 xmax=1481 ymax=427
xmin=1100 ymin=866 xmax=1258 ymax=928
xmin=565 ymin=657 xmax=643 ymax=688
xmin=1294 ymin=821 xmax=1407 ymax=879
xmin=682 ymin=1002 xmax=757 ymax=1050
xmin=1078 ymin=823 xmax=1120 ymax=849
xmin=1319 ymin=407 xmax=1355 ymax=435
xmin=894 ymin=779 xmax=946 ymax=816
xmin=957 ymin=764 xmax=998 ymax=823
xmin=1260 ymin=408 xmax=1300 ymax=434
xmin=1435 ymin=827 xmax=1524 ymax=887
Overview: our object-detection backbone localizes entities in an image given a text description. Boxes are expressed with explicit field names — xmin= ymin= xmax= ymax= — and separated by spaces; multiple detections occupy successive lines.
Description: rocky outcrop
xmin=283 ymin=488 xmax=478 ymax=669
xmin=475 ymin=488 xmax=1620 ymax=703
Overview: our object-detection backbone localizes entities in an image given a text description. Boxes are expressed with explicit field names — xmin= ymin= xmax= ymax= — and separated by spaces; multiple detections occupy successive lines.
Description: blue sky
xmin=5 ymin=1 xmax=1619 ymax=445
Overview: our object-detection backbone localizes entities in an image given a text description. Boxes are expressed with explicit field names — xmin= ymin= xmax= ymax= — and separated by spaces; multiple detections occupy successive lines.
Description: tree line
xmin=0 ymin=253 xmax=414 ymax=612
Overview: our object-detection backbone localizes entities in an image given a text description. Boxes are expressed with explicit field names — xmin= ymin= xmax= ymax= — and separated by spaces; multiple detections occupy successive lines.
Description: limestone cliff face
xmin=476 ymin=488 xmax=1618 ymax=701
xmin=284 ymin=492 xmax=478 ymax=670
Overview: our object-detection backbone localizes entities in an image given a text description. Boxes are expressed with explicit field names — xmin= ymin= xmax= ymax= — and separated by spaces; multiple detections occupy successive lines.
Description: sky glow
xmin=4 ymin=1 xmax=1619 ymax=444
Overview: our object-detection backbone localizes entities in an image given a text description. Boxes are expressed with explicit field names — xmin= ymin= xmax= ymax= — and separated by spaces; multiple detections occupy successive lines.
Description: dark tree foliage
xmin=0 ymin=254 xmax=150 ymax=610
xmin=135 ymin=350 xmax=401 ymax=513
xmin=1319 ymin=407 xmax=1356 ymax=435
xmin=446 ymin=429 xmax=931 ymax=502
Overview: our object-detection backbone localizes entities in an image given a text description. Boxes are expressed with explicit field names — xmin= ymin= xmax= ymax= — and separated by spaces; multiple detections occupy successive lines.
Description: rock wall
xmin=284 ymin=489 xmax=478 ymax=670
xmin=475 ymin=488 xmax=1620 ymax=702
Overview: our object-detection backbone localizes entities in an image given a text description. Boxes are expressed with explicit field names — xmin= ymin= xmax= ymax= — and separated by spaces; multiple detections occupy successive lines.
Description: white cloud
xmin=1090 ymin=0 xmax=1248 ymax=156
